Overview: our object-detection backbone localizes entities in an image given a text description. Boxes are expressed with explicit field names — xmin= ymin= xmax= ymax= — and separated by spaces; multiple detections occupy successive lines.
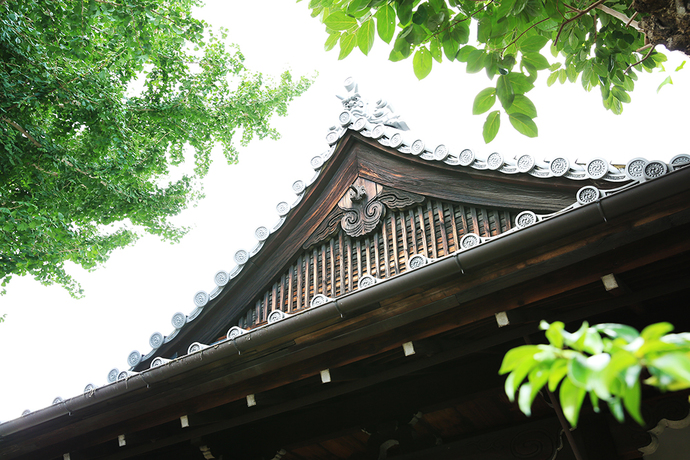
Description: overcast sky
xmin=0 ymin=1 xmax=688 ymax=422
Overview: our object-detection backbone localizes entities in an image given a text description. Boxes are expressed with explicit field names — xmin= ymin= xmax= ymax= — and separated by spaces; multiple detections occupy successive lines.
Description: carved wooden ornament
xmin=303 ymin=178 xmax=424 ymax=248
xmin=339 ymin=178 xmax=384 ymax=238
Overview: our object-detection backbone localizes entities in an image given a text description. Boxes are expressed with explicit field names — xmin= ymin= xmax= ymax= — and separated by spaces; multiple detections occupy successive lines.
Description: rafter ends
xmin=403 ymin=341 xmax=416 ymax=356
xmin=495 ymin=311 xmax=510 ymax=328
xmin=320 ymin=369 xmax=332 ymax=384
xmin=601 ymin=273 xmax=620 ymax=291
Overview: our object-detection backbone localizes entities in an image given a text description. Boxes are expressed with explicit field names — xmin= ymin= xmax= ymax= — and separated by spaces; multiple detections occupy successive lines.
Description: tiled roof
xmin=23 ymin=78 xmax=690 ymax=418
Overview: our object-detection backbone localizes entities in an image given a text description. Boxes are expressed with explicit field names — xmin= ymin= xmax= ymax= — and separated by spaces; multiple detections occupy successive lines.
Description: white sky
xmin=0 ymin=1 xmax=688 ymax=422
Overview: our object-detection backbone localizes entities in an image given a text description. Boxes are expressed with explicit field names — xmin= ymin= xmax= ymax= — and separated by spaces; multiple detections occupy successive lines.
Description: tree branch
xmin=32 ymin=163 xmax=59 ymax=177
xmin=595 ymin=4 xmax=641 ymax=30
xmin=1 ymin=118 xmax=43 ymax=148
xmin=428 ymin=0 xmax=496 ymax=42
xmin=498 ymin=18 xmax=551 ymax=52
xmin=555 ymin=0 xmax=607 ymax=45
xmin=625 ymin=45 xmax=656 ymax=73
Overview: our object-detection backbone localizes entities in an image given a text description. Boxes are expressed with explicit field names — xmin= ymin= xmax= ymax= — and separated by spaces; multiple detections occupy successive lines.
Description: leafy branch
xmin=496 ymin=18 xmax=552 ymax=53
xmin=555 ymin=0 xmax=607 ymax=45
xmin=500 ymin=321 xmax=690 ymax=427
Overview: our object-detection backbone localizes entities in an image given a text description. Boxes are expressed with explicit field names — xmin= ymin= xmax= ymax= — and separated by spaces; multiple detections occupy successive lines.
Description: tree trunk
xmin=634 ymin=0 xmax=690 ymax=54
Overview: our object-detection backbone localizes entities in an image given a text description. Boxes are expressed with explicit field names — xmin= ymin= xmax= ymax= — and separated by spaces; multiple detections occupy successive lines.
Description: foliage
xmin=499 ymin=320 xmax=690 ymax=427
xmin=0 ymin=0 xmax=311 ymax=296
xmin=302 ymin=0 xmax=673 ymax=142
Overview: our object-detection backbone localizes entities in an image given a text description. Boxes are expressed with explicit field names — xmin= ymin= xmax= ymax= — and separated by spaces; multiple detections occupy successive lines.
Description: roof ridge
xmin=22 ymin=78 xmax=689 ymax=418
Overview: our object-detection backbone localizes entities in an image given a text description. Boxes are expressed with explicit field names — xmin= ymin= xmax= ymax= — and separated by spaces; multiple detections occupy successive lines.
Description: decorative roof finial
xmin=336 ymin=77 xmax=409 ymax=131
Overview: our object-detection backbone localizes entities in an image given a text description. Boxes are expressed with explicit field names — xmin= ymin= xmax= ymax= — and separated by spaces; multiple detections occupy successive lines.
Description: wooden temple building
xmin=2 ymin=78 xmax=690 ymax=460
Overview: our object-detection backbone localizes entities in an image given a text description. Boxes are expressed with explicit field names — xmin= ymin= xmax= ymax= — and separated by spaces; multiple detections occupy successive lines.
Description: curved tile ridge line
xmin=107 ymin=78 xmax=690 ymax=393
xmin=341 ymin=117 xmax=690 ymax=183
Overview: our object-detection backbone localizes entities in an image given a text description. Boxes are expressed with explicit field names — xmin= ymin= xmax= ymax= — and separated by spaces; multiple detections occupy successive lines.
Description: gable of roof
xmin=117 ymin=78 xmax=689 ymax=375
xmin=2 ymin=79 xmax=690 ymax=458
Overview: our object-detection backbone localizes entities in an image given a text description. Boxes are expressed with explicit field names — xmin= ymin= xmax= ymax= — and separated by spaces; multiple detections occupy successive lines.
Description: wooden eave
xmin=3 ymin=164 xmax=689 ymax=460
xmin=142 ymin=131 xmax=613 ymax=365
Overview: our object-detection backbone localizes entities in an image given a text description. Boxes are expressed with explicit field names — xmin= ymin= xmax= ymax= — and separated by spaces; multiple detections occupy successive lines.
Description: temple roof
xmin=12 ymin=77 xmax=690 ymax=418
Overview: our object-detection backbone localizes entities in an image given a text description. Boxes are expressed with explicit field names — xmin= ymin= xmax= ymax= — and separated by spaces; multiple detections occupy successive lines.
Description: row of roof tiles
xmin=20 ymin=81 xmax=690 ymax=417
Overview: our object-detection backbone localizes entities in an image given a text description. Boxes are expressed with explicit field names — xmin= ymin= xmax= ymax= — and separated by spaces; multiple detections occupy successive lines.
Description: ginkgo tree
xmin=302 ymin=0 xmax=688 ymax=142
xmin=0 ymin=0 xmax=311 ymax=297
xmin=499 ymin=320 xmax=690 ymax=427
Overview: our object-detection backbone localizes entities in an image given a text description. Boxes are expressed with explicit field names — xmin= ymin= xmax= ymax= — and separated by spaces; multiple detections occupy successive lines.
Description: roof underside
xmin=3 ymin=162 xmax=690 ymax=460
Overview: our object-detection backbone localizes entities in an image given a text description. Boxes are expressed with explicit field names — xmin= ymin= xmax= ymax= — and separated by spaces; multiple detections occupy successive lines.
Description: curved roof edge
xmin=4 ymin=161 xmax=689 ymax=432
xmin=15 ymin=78 xmax=690 ymax=419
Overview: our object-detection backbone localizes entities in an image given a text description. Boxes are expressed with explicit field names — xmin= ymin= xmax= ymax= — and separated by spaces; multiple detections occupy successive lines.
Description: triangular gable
xmin=120 ymin=78 xmax=689 ymax=373
xmin=4 ymin=78 xmax=690 ymax=460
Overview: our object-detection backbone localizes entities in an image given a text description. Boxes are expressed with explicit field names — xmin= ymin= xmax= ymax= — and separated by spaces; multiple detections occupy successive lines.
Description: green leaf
xmin=582 ymin=328 xmax=605 ymax=355
xmin=430 ymin=36 xmax=442 ymax=63
xmin=566 ymin=64 xmax=578 ymax=82
xmin=603 ymin=350 xmax=638 ymax=388
xmin=477 ymin=17 xmax=492 ymax=43
xmin=547 ymin=71 xmax=558 ymax=87
xmin=451 ymin=21 xmax=470 ymax=44
xmin=496 ymin=75 xmax=514 ymax=109
xmin=676 ymin=60 xmax=686 ymax=71
xmin=641 ymin=322 xmax=674 ymax=340
xmin=412 ymin=4 xmax=428 ymax=25
xmin=413 ymin=47 xmax=433 ymax=80
xmin=456 ymin=45 xmax=476 ymax=62
xmin=499 ymin=345 xmax=540 ymax=374
xmin=324 ymin=32 xmax=341 ymax=51
xmin=507 ymin=94 xmax=537 ymax=118
xmin=623 ymin=375 xmax=645 ymax=425
xmin=548 ymin=359 xmax=569 ymax=392
xmin=357 ymin=19 xmax=375 ymax=55
xmin=528 ymin=363 xmax=551 ymax=405
xmin=375 ymin=5 xmax=396 ymax=43
xmin=397 ymin=0 xmax=414 ymax=25
xmin=496 ymin=0 xmax=517 ymax=17
xmin=560 ymin=377 xmax=587 ymax=427
xmin=511 ymin=0 xmax=528 ymax=16
xmin=593 ymin=323 xmax=640 ymax=342
xmin=339 ymin=32 xmax=358 ymax=60
xmin=519 ymin=35 xmax=549 ymax=53
xmin=466 ymin=50 xmax=485 ymax=73
xmin=508 ymin=113 xmax=538 ymax=137
xmin=522 ymin=53 xmax=550 ymax=71
xmin=324 ymin=11 xmax=358 ymax=31
xmin=472 ymin=87 xmax=497 ymax=115
xmin=483 ymin=111 xmax=501 ymax=143
xmin=567 ymin=352 xmax=590 ymax=388
xmin=608 ymin=397 xmax=625 ymax=423
xmin=558 ymin=68 xmax=567 ymax=84
xmin=650 ymin=352 xmax=690 ymax=387
xmin=542 ymin=321 xmax=564 ymax=348
xmin=346 ymin=0 xmax=369 ymax=14
xmin=518 ymin=382 xmax=534 ymax=416
xmin=442 ymin=34 xmax=459 ymax=61
xmin=611 ymin=85 xmax=631 ymax=104
xmin=652 ymin=52 xmax=668 ymax=63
